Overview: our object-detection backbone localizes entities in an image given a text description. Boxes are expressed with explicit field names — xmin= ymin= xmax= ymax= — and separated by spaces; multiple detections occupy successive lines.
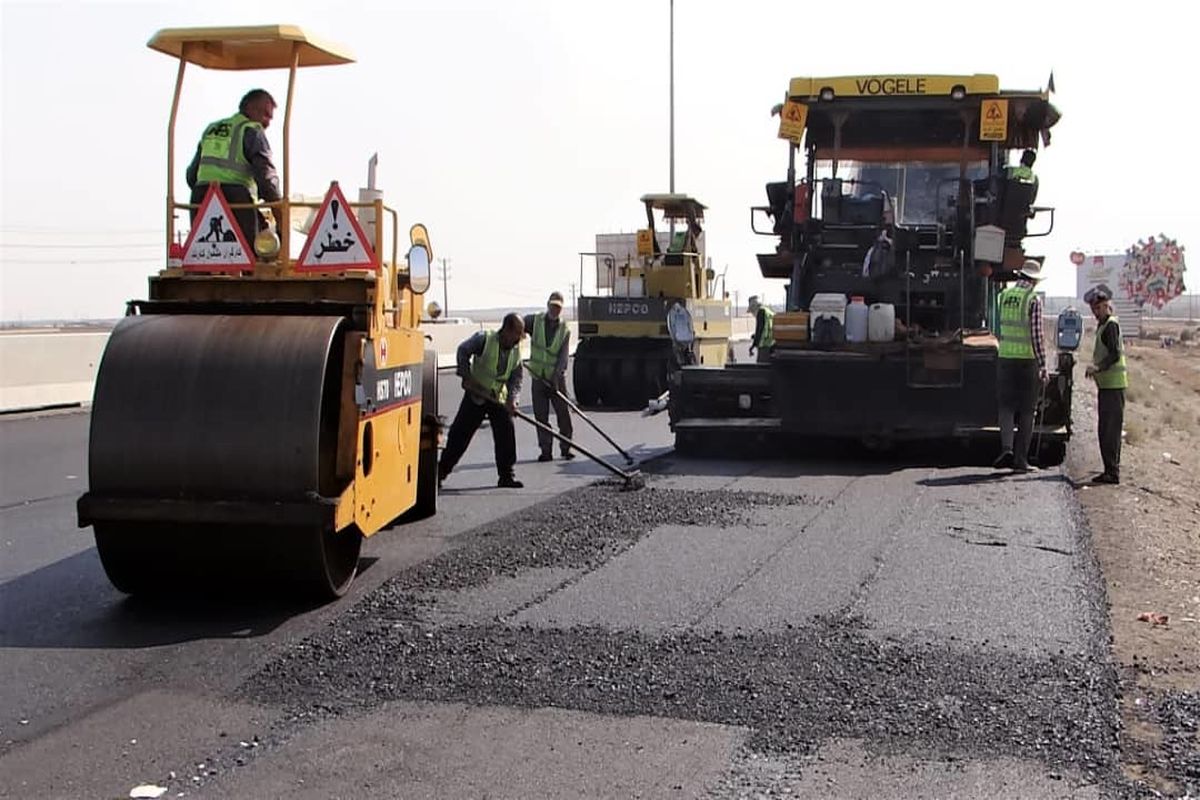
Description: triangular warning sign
xmin=180 ymin=183 xmax=255 ymax=273
xmin=295 ymin=182 xmax=377 ymax=272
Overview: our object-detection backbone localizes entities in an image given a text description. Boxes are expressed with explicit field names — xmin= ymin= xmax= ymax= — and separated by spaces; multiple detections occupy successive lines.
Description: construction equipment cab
xmin=76 ymin=26 xmax=439 ymax=599
xmin=670 ymin=74 xmax=1073 ymax=462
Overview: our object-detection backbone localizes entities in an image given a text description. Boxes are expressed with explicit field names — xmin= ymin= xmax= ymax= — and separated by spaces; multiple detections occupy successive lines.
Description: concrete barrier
xmin=0 ymin=317 xmax=753 ymax=413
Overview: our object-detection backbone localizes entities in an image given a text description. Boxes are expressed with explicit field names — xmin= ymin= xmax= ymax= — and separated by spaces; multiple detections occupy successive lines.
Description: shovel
xmin=465 ymin=384 xmax=644 ymax=489
xmin=523 ymin=364 xmax=637 ymax=465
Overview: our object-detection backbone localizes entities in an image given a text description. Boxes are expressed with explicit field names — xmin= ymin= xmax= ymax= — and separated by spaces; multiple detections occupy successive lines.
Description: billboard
xmin=1074 ymin=252 xmax=1142 ymax=330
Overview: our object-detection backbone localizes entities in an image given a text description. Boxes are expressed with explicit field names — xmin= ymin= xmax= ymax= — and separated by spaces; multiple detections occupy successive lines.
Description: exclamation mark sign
xmin=331 ymin=199 xmax=340 ymax=230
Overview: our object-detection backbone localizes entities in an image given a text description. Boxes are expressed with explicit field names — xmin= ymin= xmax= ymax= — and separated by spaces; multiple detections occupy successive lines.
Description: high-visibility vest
xmin=528 ymin=313 xmax=567 ymax=381
xmin=757 ymin=307 xmax=776 ymax=349
xmin=471 ymin=331 xmax=520 ymax=403
xmin=1007 ymin=164 xmax=1036 ymax=184
xmin=195 ymin=113 xmax=259 ymax=190
xmin=1092 ymin=315 xmax=1129 ymax=389
xmin=997 ymin=285 xmax=1036 ymax=360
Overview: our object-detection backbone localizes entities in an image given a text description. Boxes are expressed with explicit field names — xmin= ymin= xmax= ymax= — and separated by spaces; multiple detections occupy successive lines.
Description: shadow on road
xmin=0 ymin=548 xmax=377 ymax=650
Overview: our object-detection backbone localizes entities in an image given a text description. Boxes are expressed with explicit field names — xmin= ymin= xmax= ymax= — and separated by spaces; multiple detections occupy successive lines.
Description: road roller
xmin=76 ymin=26 xmax=438 ymax=599
xmin=573 ymin=194 xmax=732 ymax=408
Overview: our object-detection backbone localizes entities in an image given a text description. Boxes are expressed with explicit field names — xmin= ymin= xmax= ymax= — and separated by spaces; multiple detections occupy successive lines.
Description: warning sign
xmin=295 ymin=182 xmax=377 ymax=272
xmin=980 ymin=98 xmax=1009 ymax=142
xmin=180 ymin=183 xmax=254 ymax=273
xmin=636 ymin=229 xmax=654 ymax=256
xmin=777 ymin=101 xmax=808 ymax=144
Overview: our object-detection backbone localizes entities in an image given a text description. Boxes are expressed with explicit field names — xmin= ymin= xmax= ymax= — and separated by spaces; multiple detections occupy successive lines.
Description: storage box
xmin=773 ymin=311 xmax=809 ymax=342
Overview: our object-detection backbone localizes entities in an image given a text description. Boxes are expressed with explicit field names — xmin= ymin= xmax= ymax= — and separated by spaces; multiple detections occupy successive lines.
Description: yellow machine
xmin=76 ymin=26 xmax=438 ymax=599
xmin=573 ymin=194 xmax=731 ymax=407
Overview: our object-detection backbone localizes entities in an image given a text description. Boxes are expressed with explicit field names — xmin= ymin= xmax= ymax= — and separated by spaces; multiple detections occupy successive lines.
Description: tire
xmin=573 ymin=354 xmax=599 ymax=407
xmin=408 ymin=349 xmax=439 ymax=520
xmin=1036 ymin=439 xmax=1067 ymax=467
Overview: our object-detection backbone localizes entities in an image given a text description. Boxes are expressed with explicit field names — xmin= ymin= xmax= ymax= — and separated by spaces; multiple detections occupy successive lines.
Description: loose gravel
xmin=231 ymin=480 xmax=1142 ymax=796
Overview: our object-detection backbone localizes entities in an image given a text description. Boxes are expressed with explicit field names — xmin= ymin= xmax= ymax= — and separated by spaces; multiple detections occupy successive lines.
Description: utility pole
xmin=669 ymin=0 xmax=675 ymax=195
xmin=438 ymin=257 xmax=451 ymax=316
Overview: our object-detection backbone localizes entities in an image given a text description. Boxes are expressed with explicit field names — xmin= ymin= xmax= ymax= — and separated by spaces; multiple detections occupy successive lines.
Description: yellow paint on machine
xmin=788 ymin=74 xmax=1000 ymax=99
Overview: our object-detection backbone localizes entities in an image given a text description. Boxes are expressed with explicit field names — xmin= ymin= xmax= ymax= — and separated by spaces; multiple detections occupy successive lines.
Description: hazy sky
xmin=1 ymin=0 xmax=1194 ymax=320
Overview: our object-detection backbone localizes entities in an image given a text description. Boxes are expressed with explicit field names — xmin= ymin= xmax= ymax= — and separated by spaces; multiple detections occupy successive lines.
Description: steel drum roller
xmin=82 ymin=314 xmax=360 ymax=598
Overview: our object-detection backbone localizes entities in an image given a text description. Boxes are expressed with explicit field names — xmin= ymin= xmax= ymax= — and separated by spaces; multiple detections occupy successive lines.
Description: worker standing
xmin=438 ymin=314 xmax=526 ymax=489
xmin=1083 ymin=286 xmax=1126 ymax=484
xmin=994 ymin=260 xmax=1048 ymax=472
xmin=186 ymin=89 xmax=281 ymax=246
xmin=524 ymin=292 xmax=574 ymax=462
xmin=747 ymin=295 xmax=775 ymax=363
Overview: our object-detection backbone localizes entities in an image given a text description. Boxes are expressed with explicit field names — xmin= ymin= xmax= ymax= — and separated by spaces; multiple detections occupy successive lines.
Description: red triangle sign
xmin=180 ymin=183 xmax=255 ymax=273
xmin=295 ymin=182 xmax=377 ymax=272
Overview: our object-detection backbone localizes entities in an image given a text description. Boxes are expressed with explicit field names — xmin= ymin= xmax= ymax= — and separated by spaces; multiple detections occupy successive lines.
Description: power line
xmin=0 ymin=226 xmax=161 ymax=235
xmin=0 ymin=242 xmax=161 ymax=249
xmin=1 ymin=257 xmax=162 ymax=265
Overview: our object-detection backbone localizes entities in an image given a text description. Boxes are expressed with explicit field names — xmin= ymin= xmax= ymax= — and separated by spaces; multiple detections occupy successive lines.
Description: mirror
xmin=407 ymin=244 xmax=431 ymax=294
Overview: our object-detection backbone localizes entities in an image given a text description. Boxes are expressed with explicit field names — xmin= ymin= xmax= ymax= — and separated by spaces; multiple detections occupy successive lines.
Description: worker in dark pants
xmin=524 ymin=292 xmax=574 ymax=461
xmin=994 ymin=260 xmax=1048 ymax=473
xmin=438 ymin=314 xmax=526 ymax=489
xmin=747 ymin=295 xmax=775 ymax=363
xmin=1084 ymin=287 xmax=1127 ymax=484
xmin=185 ymin=89 xmax=281 ymax=246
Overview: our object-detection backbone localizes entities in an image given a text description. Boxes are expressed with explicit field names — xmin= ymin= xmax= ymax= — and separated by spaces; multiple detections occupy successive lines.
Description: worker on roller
xmin=524 ymin=291 xmax=574 ymax=462
xmin=747 ymin=295 xmax=775 ymax=363
xmin=438 ymin=313 xmax=526 ymax=489
xmin=185 ymin=89 xmax=281 ymax=247
xmin=993 ymin=259 xmax=1048 ymax=473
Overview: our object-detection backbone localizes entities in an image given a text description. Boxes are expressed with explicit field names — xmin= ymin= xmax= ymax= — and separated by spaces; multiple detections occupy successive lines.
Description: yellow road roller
xmin=76 ymin=26 xmax=438 ymax=599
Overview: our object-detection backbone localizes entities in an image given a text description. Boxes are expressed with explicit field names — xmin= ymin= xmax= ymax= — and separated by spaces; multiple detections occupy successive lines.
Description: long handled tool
xmin=1032 ymin=378 xmax=1048 ymax=466
xmin=466 ymin=385 xmax=644 ymax=489
xmin=523 ymin=364 xmax=636 ymax=465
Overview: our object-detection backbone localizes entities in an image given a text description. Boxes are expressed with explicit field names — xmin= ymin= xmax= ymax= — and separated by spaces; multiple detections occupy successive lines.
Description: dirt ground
xmin=1066 ymin=320 xmax=1200 ymax=795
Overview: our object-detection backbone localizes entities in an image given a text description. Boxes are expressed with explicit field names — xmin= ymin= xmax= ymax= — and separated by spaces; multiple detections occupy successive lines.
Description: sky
xmin=0 ymin=0 xmax=1195 ymax=321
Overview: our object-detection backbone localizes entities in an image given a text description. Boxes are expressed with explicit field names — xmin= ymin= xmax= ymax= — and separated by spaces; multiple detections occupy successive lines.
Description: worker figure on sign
xmin=1083 ymin=286 xmax=1127 ymax=484
xmin=993 ymin=260 xmax=1048 ymax=472
xmin=186 ymin=89 xmax=281 ymax=247
xmin=524 ymin=292 xmax=574 ymax=462
xmin=438 ymin=313 xmax=526 ymax=489
xmin=747 ymin=295 xmax=775 ymax=363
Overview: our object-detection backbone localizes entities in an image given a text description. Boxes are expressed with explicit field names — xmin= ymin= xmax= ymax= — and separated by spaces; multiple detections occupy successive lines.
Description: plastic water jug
xmin=809 ymin=292 xmax=848 ymax=340
xmin=845 ymin=296 xmax=870 ymax=342
xmin=868 ymin=303 xmax=896 ymax=342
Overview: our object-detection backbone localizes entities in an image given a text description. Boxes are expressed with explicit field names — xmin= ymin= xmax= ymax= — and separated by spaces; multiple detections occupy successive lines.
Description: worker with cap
xmin=1083 ymin=285 xmax=1126 ymax=484
xmin=438 ymin=313 xmax=526 ymax=489
xmin=747 ymin=295 xmax=775 ymax=364
xmin=994 ymin=259 xmax=1049 ymax=472
xmin=186 ymin=89 xmax=281 ymax=248
xmin=524 ymin=292 xmax=574 ymax=461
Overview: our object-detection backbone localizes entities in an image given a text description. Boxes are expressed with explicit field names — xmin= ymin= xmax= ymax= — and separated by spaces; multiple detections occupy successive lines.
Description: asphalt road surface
xmin=1 ymin=360 xmax=1129 ymax=798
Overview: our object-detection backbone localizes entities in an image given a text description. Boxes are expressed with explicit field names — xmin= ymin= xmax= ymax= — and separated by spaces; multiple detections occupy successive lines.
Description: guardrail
xmin=1 ymin=318 xmax=753 ymax=414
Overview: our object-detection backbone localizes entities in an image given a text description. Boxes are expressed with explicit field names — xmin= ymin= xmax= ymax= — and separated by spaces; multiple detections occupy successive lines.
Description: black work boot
xmin=497 ymin=475 xmax=524 ymax=489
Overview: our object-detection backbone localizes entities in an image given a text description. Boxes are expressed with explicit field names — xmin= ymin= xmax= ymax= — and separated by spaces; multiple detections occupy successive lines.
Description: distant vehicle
xmin=573 ymin=194 xmax=731 ymax=408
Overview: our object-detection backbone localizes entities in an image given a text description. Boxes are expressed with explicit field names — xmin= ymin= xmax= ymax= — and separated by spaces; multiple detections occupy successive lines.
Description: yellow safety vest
xmin=1092 ymin=316 xmax=1128 ymax=390
xmin=196 ymin=113 xmax=259 ymax=190
xmin=757 ymin=307 xmax=775 ymax=349
xmin=471 ymin=331 xmax=520 ymax=404
xmin=528 ymin=313 xmax=566 ymax=381
xmin=997 ymin=285 xmax=1036 ymax=360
